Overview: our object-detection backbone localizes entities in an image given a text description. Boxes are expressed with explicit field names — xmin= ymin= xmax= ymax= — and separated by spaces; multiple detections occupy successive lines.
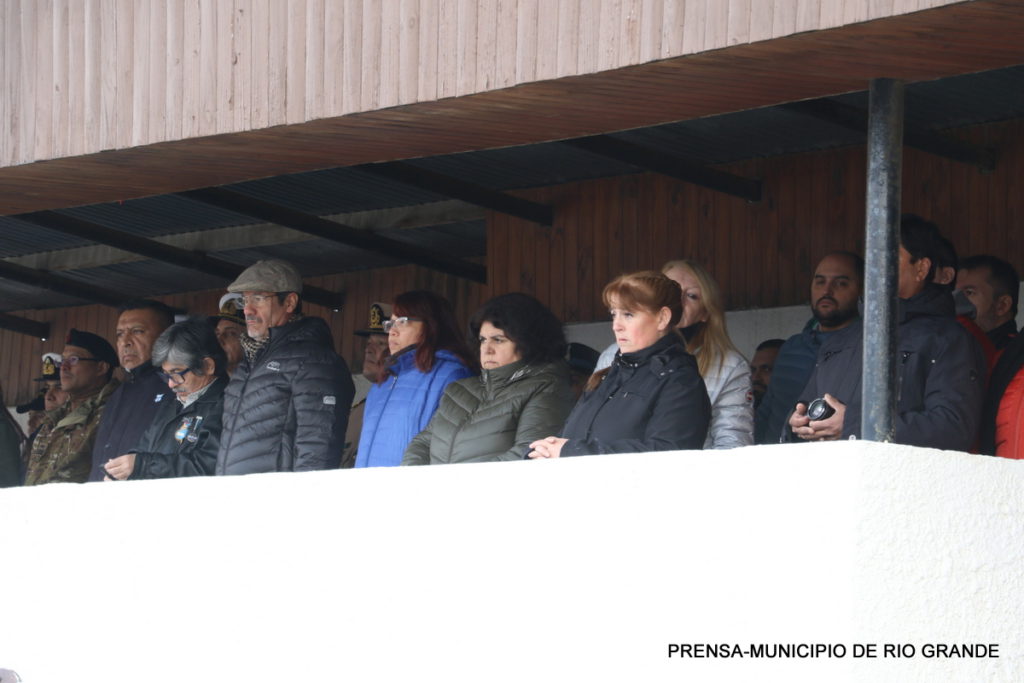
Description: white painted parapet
xmin=0 ymin=441 xmax=1020 ymax=682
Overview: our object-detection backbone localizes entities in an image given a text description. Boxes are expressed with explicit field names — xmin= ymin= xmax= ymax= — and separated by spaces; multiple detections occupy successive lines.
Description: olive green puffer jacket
xmin=402 ymin=359 xmax=574 ymax=465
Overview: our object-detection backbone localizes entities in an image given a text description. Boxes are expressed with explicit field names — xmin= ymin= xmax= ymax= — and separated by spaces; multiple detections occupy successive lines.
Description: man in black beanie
xmin=25 ymin=329 xmax=120 ymax=485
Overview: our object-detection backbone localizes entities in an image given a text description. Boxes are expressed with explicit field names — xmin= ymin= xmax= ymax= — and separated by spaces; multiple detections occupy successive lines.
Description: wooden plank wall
xmin=0 ymin=0 xmax=960 ymax=168
xmin=2 ymin=116 xmax=1020 ymax=404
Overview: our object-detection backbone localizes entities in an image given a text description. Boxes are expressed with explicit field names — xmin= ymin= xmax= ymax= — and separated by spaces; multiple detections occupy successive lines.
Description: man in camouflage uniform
xmin=24 ymin=329 xmax=119 ymax=485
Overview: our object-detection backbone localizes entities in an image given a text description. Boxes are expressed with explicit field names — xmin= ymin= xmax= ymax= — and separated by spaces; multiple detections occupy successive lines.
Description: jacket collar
xmin=481 ymin=358 xmax=530 ymax=388
xmin=386 ymin=346 xmax=463 ymax=376
xmin=52 ymin=378 xmax=120 ymax=430
xmin=615 ymin=332 xmax=684 ymax=369
xmin=123 ymin=360 xmax=158 ymax=384
xmin=898 ymin=284 xmax=954 ymax=324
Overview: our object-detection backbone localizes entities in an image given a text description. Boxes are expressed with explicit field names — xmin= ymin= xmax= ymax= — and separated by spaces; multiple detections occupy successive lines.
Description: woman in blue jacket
xmin=355 ymin=290 xmax=475 ymax=467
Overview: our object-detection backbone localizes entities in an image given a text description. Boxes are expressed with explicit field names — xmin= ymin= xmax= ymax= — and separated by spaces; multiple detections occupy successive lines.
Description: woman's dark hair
xmin=469 ymin=293 xmax=566 ymax=365
xmin=386 ymin=290 xmax=474 ymax=379
xmin=900 ymin=214 xmax=943 ymax=284
xmin=152 ymin=317 xmax=228 ymax=377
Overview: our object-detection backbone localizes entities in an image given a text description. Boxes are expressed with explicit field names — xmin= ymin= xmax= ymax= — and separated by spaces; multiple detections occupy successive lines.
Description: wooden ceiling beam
xmin=0 ymin=312 xmax=50 ymax=340
xmin=179 ymin=187 xmax=487 ymax=284
xmin=358 ymin=162 xmax=554 ymax=226
xmin=782 ymin=98 xmax=997 ymax=171
xmin=564 ymin=135 xmax=762 ymax=202
xmin=15 ymin=211 xmax=346 ymax=311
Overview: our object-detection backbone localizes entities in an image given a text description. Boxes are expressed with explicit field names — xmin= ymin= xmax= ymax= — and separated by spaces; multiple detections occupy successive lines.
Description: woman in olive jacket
xmin=529 ymin=271 xmax=710 ymax=458
xmin=402 ymin=293 xmax=575 ymax=465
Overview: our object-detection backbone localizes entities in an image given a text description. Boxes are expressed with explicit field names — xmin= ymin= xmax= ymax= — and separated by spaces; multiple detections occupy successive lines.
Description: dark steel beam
xmin=180 ymin=187 xmax=487 ymax=283
xmin=783 ymin=99 xmax=996 ymax=171
xmin=0 ymin=260 xmax=128 ymax=307
xmin=16 ymin=211 xmax=346 ymax=311
xmin=0 ymin=312 xmax=51 ymax=340
xmin=862 ymin=78 xmax=905 ymax=443
xmin=563 ymin=135 xmax=762 ymax=202
xmin=358 ymin=161 xmax=554 ymax=226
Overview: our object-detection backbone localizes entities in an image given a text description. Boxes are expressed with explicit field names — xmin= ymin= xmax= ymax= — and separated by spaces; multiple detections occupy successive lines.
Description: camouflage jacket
xmin=24 ymin=379 xmax=120 ymax=486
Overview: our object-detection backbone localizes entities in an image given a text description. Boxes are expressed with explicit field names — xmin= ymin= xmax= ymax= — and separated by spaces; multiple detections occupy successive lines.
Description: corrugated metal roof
xmin=60 ymin=195 xmax=255 ymax=237
xmin=0 ymin=216 xmax=91 ymax=257
xmin=226 ymin=167 xmax=448 ymax=214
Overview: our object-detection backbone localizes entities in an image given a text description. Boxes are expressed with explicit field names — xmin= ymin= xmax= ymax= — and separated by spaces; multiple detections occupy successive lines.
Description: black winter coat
xmin=560 ymin=333 xmax=710 ymax=456
xmin=129 ymin=376 xmax=227 ymax=479
xmin=795 ymin=285 xmax=985 ymax=450
xmin=88 ymin=362 xmax=175 ymax=481
xmin=216 ymin=317 xmax=355 ymax=475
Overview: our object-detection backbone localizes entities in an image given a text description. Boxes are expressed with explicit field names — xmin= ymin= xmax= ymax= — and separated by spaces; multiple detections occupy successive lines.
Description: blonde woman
xmin=595 ymin=260 xmax=754 ymax=449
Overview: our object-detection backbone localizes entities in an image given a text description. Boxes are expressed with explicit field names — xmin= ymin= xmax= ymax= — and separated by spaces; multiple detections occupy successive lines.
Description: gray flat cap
xmin=227 ymin=259 xmax=303 ymax=294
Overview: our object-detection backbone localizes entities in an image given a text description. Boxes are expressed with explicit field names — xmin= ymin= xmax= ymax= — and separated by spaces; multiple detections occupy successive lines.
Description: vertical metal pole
xmin=862 ymin=78 xmax=904 ymax=442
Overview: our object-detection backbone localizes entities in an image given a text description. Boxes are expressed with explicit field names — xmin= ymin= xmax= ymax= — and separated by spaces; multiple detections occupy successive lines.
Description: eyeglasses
xmin=158 ymin=368 xmax=194 ymax=385
xmin=238 ymin=293 xmax=276 ymax=307
xmin=382 ymin=317 xmax=422 ymax=333
xmin=63 ymin=355 xmax=100 ymax=366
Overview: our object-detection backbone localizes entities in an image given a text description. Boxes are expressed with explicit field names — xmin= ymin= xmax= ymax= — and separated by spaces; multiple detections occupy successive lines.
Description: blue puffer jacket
xmin=355 ymin=348 xmax=474 ymax=467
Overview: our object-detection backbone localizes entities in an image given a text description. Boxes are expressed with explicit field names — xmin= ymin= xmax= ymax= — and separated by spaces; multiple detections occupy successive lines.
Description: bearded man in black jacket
xmin=788 ymin=216 xmax=985 ymax=451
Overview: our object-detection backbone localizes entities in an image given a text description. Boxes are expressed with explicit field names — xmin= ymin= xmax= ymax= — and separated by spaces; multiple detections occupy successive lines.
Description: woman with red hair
xmin=529 ymin=271 xmax=710 ymax=458
xmin=355 ymin=290 xmax=474 ymax=467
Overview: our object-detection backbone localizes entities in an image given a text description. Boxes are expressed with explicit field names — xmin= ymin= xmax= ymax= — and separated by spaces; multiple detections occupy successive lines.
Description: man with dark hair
xmin=749 ymin=339 xmax=784 ymax=409
xmin=88 ymin=299 xmax=175 ymax=481
xmin=755 ymin=251 xmax=863 ymax=443
xmin=103 ymin=318 xmax=229 ymax=480
xmin=25 ymin=329 xmax=120 ymax=485
xmin=216 ymin=259 xmax=354 ymax=475
xmin=956 ymin=254 xmax=1020 ymax=350
xmin=789 ymin=216 xmax=985 ymax=451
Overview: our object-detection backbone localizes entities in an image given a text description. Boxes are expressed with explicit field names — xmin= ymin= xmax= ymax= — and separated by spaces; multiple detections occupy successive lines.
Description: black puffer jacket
xmin=216 ymin=317 xmax=354 ymax=475
xmin=130 ymin=376 xmax=227 ymax=479
xmin=402 ymin=359 xmax=575 ymax=465
xmin=560 ymin=333 xmax=710 ymax=456
xmin=795 ymin=285 xmax=985 ymax=450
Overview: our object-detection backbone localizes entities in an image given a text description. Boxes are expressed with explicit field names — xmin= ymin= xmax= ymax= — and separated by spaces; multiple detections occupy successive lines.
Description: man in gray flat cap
xmin=216 ymin=259 xmax=354 ymax=475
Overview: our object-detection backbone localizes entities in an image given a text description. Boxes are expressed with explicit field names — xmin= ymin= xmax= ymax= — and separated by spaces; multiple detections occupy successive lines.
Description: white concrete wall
xmin=0 ymin=441 xmax=1020 ymax=683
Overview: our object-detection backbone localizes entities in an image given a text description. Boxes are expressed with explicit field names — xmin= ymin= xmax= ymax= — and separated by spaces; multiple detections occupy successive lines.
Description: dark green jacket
xmin=402 ymin=359 xmax=574 ymax=465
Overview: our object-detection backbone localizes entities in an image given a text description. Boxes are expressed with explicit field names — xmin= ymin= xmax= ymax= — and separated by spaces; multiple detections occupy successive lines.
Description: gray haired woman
xmin=102 ymin=318 xmax=228 ymax=480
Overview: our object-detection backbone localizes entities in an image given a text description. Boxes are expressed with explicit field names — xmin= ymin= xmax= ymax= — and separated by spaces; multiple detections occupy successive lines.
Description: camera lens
xmin=807 ymin=398 xmax=835 ymax=421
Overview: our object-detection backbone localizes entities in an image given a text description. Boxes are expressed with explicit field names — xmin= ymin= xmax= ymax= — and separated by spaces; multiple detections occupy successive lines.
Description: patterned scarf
xmin=240 ymin=313 xmax=303 ymax=364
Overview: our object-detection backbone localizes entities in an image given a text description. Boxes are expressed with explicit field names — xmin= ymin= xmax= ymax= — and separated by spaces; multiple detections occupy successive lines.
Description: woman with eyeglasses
xmin=355 ymin=290 xmax=475 ymax=467
xmin=402 ymin=293 xmax=575 ymax=466
xmin=528 ymin=271 xmax=710 ymax=458
xmin=101 ymin=318 xmax=228 ymax=480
